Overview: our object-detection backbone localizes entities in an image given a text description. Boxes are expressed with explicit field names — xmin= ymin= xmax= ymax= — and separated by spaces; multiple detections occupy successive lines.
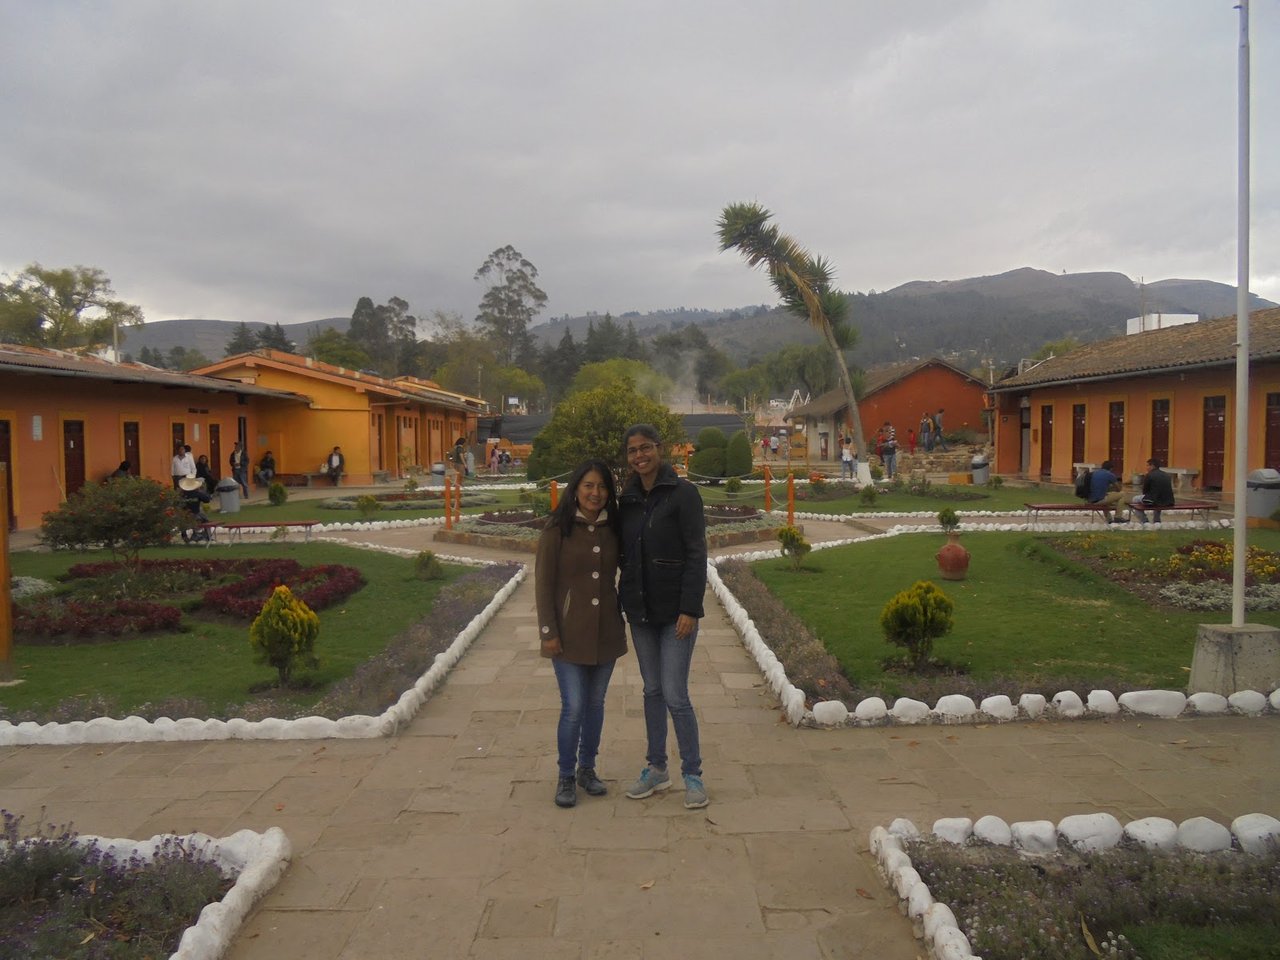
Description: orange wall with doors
xmin=857 ymin=366 xmax=988 ymax=445
xmin=992 ymin=361 xmax=1280 ymax=498
xmin=0 ymin=377 xmax=282 ymax=530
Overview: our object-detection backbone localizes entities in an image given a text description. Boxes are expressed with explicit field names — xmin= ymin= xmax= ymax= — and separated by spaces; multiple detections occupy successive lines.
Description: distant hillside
xmin=530 ymin=269 xmax=1272 ymax=369
xmin=124 ymin=268 xmax=1274 ymax=369
xmin=119 ymin=317 xmax=349 ymax=361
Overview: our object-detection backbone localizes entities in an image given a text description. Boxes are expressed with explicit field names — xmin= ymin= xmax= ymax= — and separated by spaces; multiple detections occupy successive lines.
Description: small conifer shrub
xmin=880 ymin=580 xmax=954 ymax=670
xmin=249 ymin=584 xmax=320 ymax=686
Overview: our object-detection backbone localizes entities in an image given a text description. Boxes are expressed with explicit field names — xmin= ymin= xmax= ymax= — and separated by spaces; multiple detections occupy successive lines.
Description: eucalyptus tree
xmin=474 ymin=245 xmax=547 ymax=366
xmin=717 ymin=202 xmax=866 ymax=457
xmin=0 ymin=263 xmax=142 ymax=351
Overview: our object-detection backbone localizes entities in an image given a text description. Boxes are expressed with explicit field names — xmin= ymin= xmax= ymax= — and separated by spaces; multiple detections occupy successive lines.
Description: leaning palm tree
xmin=717 ymin=202 xmax=867 ymax=459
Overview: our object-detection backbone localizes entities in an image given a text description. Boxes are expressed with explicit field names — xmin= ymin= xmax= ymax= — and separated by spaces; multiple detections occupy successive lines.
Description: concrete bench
xmin=1025 ymin=500 xmax=1216 ymax=529
xmin=272 ymin=472 xmax=340 ymax=487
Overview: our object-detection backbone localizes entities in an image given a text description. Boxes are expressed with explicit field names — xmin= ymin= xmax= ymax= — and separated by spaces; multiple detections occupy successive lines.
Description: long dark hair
xmin=549 ymin=459 xmax=620 ymax=538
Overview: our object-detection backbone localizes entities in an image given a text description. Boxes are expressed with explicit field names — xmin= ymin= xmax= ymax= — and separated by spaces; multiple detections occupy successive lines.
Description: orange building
xmin=0 ymin=344 xmax=304 ymax=531
xmin=191 ymin=351 xmax=485 ymax=484
xmin=788 ymin=358 xmax=989 ymax=461
xmin=989 ymin=307 xmax=1280 ymax=495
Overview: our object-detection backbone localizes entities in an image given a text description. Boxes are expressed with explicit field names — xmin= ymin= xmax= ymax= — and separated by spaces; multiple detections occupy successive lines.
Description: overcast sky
xmin=2 ymin=1 xmax=1277 ymax=331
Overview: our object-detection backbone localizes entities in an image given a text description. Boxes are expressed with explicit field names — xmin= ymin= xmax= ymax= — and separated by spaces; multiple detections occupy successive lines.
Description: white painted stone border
xmin=0 ymin=827 xmax=291 ymax=960
xmin=0 ymin=545 xmax=527 ymax=745
xmin=710 ymin=527 xmax=1279 ymax=727
xmin=870 ymin=812 xmax=1280 ymax=960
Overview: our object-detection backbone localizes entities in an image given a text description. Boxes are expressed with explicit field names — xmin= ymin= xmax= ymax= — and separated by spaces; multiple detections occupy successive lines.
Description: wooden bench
xmin=209 ymin=520 xmax=320 ymax=543
xmin=1025 ymin=500 xmax=1217 ymax=529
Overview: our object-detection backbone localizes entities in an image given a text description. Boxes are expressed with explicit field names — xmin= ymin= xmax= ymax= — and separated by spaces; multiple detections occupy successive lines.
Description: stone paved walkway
xmin=1 ymin=520 xmax=1277 ymax=959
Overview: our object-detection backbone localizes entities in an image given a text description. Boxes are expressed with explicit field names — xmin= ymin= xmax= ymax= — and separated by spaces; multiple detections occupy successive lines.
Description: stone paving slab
xmin=1 ymin=523 xmax=1277 ymax=959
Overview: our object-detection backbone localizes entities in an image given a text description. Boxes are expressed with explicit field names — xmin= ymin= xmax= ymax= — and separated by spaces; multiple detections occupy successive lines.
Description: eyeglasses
xmin=626 ymin=442 xmax=658 ymax=457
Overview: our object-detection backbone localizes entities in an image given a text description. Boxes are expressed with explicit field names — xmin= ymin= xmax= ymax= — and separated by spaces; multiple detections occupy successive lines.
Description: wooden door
xmin=1108 ymin=402 xmax=1125 ymax=476
xmin=209 ymin=424 xmax=222 ymax=482
xmin=123 ymin=421 xmax=140 ymax=476
xmin=1072 ymin=404 xmax=1085 ymax=465
xmin=1150 ymin=399 xmax=1170 ymax=466
xmin=1039 ymin=405 xmax=1053 ymax=478
xmin=63 ymin=420 xmax=86 ymax=497
xmin=0 ymin=418 xmax=14 ymax=531
xmin=1202 ymin=395 xmax=1227 ymax=489
xmin=1266 ymin=393 xmax=1280 ymax=471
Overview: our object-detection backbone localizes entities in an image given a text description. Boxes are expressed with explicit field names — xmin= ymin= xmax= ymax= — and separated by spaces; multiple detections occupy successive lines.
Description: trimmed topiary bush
xmin=689 ymin=427 xmax=728 ymax=484
xmin=777 ymin=525 xmax=811 ymax=571
xmin=724 ymin=429 xmax=754 ymax=479
xmin=880 ymin=580 xmax=954 ymax=671
xmin=356 ymin=494 xmax=382 ymax=518
xmin=248 ymin=584 xmax=320 ymax=686
xmin=414 ymin=550 xmax=446 ymax=581
xmin=267 ymin=481 xmax=288 ymax=506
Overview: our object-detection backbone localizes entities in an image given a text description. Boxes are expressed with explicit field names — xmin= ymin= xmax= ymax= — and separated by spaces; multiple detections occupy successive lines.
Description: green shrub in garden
xmin=268 ymin=481 xmax=288 ymax=506
xmin=724 ymin=429 xmax=754 ymax=478
xmin=249 ymin=584 xmax=319 ymax=686
xmin=777 ymin=525 xmax=811 ymax=571
xmin=859 ymin=485 xmax=878 ymax=506
xmin=356 ymin=494 xmax=382 ymax=518
xmin=937 ymin=506 xmax=960 ymax=533
xmin=724 ymin=476 xmax=743 ymax=499
xmin=689 ymin=427 xmax=727 ymax=484
xmin=880 ymin=580 xmax=954 ymax=670
xmin=414 ymin=550 xmax=446 ymax=581
xmin=39 ymin=477 xmax=185 ymax=568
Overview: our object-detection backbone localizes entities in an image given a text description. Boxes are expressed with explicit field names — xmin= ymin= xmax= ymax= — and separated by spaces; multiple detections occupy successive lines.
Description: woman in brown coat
xmin=535 ymin=458 xmax=627 ymax=808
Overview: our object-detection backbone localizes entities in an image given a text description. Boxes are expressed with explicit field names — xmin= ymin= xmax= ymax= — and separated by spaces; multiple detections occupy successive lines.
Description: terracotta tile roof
xmin=789 ymin=357 xmax=984 ymax=418
xmin=0 ymin=342 xmax=304 ymax=400
xmin=992 ymin=306 xmax=1280 ymax=391
xmin=193 ymin=349 xmax=486 ymax=412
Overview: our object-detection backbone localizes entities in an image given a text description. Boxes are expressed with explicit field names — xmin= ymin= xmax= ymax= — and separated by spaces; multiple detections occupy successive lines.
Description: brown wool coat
xmin=534 ymin=515 xmax=627 ymax=665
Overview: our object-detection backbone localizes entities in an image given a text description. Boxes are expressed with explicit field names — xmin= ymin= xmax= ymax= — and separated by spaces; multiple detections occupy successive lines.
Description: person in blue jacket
xmin=1089 ymin=459 xmax=1127 ymax=523
xmin=617 ymin=423 xmax=709 ymax=809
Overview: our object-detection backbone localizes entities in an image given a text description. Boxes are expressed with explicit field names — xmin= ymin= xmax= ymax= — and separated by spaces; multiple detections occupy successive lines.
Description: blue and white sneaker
xmin=683 ymin=774 xmax=709 ymax=809
xmin=624 ymin=766 xmax=671 ymax=799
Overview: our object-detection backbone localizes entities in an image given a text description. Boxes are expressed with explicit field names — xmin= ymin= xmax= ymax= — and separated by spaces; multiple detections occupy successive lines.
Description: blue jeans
xmin=841 ymin=458 xmax=855 ymax=479
xmin=630 ymin=621 xmax=701 ymax=777
xmin=884 ymin=451 xmax=897 ymax=478
xmin=551 ymin=659 xmax=616 ymax=778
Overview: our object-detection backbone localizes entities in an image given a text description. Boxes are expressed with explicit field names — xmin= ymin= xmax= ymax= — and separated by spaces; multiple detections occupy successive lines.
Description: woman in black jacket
xmin=617 ymin=424 xmax=709 ymax=809
xmin=535 ymin=459 xmax=627 ymax=808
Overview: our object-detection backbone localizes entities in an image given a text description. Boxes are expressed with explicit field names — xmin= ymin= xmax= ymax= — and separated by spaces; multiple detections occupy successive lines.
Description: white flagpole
xmin=1232 ymin=0 xmax=1250 ymax=626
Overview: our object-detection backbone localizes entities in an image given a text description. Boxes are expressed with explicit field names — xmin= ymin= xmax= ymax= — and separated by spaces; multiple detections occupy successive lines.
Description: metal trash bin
xmin=970 ymin=455 xmax=990 ymax=486
xmin=1245 ymin=468 xmax=1280 ymax=518
xmin=215 ymin=477 xmax=241 ymax=514
xmin=426 ymin=462 xmax=447 ymax=488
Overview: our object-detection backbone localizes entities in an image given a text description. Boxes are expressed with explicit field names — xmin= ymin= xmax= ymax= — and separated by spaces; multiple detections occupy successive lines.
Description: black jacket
xmin=618 ymin=464 xmax=707 ymax=625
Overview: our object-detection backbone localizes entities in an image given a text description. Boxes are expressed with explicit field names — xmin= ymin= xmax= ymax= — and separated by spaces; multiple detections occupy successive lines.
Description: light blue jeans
xmin=551 ymin=659 xmax=616 ymax=778
xmin=630 ymin=621 xmax=701 ymax=777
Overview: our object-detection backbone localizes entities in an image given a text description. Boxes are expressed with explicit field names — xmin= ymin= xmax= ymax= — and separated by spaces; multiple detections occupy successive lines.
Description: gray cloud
xmin=1 ymin=0 xmax=1275 ymax=329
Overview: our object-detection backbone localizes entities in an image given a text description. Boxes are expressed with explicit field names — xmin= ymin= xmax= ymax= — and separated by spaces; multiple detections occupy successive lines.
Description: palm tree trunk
xmin=818 ymin=319 xmax=867 ymax=460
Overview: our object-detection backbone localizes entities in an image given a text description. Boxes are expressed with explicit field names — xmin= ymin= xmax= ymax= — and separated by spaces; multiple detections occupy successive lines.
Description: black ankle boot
xmin=576 ymin=767 xmax=607 ymax=796
xmin=555 ymin=776 xmax=577 ymax=808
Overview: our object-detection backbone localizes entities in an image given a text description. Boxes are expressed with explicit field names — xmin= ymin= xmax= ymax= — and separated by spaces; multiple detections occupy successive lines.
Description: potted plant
xmin=935 ymin=507 xmax=970 ymax=580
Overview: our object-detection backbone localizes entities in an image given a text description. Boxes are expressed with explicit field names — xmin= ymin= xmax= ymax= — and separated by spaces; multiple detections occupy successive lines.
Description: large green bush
xmin=724 ymin=429 xmax=753 ymax=478
xmin=39 ymin=477 xmax=186 ymax=567
xmin=689 ymin=427 xmax=727 ymax=484
xmin=879 ymin=580 xmax=954 ymax=670
xmin=525 ymin=376 xmax=685 ymax=480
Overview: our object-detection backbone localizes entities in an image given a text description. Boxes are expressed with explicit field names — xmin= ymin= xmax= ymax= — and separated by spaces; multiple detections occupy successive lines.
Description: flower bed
xmin=11 ymin=558 xmax=365 ymax=640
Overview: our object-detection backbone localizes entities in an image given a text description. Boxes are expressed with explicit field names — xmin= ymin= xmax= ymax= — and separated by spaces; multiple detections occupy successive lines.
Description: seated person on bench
xmin=1131 ymin=457 xmax=1175 ymax=524
xmin=1089 ymin=459 xmax=1127 ymax=524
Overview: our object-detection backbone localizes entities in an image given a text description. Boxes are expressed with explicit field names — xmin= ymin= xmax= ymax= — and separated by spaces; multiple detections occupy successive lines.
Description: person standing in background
xmin=229 ymin=441 xmax=249 ymax=497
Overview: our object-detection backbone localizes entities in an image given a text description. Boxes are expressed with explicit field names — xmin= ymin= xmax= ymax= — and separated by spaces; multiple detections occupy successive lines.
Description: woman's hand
xmin=540 ymin=636 xmax=563 ymax=658
xmin=675 ymin=613 xmax=697 ymax=640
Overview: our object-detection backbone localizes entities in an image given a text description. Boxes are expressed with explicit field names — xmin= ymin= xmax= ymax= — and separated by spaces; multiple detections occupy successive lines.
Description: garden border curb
xmin=709 ymin=525 xmax=1280 ymax=727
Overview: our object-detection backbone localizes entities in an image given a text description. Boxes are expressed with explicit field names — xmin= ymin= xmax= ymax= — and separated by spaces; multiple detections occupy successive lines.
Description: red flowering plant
xmin=39 ymin=477 xmax=187 ymax=570
xmin=201 ymin=561 xmax=365 ymax=618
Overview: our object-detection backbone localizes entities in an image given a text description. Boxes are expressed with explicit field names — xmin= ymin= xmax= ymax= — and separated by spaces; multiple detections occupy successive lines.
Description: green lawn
xmin=220 ymin=486 xmax=534 ymax=524
xmin=699 ymin=481 xmax=1059 ymax=515
xmin=2 ymin=543 xmax=465 ymax=718
xmin=750 ymin=528 xmax=1280 ymax=696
